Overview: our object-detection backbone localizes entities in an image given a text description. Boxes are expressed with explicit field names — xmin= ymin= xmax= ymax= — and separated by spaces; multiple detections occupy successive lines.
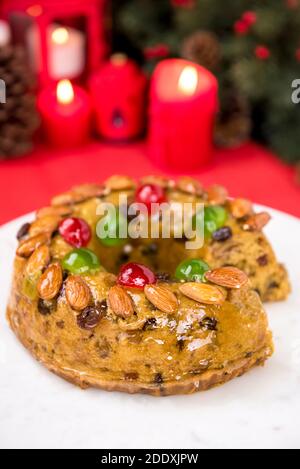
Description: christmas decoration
xmin=0 ymin=43 xmax=39 ymax=159
xmin=296 ymin=162 xmax=300 ymax=185
xmin=181 ymin=31 xmax=220 ymax=71
xmin=1 ymin=0 xmax=108 ymax=86
xmin=215 ymin=87 xmax=252 ymax=148
xmin=27 ymin=23 xmax=86 ymax=81
xmin=149 ymin=59 xmax=218 ymax=170
xmin=37 ymin=79 xmax=92 ymax=148
xmin=89 ymin=54 xmax=147 ymax=141
xmin=117 ymin=0 xmax=300 ymax=163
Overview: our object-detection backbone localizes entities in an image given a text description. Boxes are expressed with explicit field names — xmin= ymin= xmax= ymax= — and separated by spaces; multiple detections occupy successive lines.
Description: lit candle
xmin=37 ymin=79 xmax=92 ymax=148
xmin=149 ymin=59 xmax=218 ymax=170
xmin=89 ymin=54 xmax=148 ymax=141
xmin=27 ymin=24 xmax=85 ymax=80
xmin=0 ymin=20 xmax=11 ymax=47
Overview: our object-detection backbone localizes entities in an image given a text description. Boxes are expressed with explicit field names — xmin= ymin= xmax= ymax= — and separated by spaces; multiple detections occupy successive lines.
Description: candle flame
xmin=52 ymin=27 xmax=69 ymax=45
xmin=56 ymin=80 xmax=74 ymax=105
xmin=178 ymin=66 xmax=199 ymax=96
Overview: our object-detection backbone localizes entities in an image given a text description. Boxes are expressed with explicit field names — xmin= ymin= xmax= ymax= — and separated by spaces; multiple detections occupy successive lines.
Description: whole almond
xmin=108 ymin=286 xmax=134 ymax=319
xmin=29 ymin=215 xmax=61 ymax=237
xmin=144 ymin=285 xmax=178 ymax=314
xmin=243 ymin=212 xmax=271 ymax=231
xmin=17 ymin=232 xmax=50 ymax=258
xmin=105 ymin=175 xmax=136 ymax=191
xmin=51 ymin=191 xmax=84 ymax=207
xmin=205 ymin=267 xmax=248 ymax=289
xmin=177 ymin=177 xmax=204 ymax=196
xmin=65 ymin=276 xmax=91 ymax=311
xmin=72 ymin=183 xmax=106 ymax=199
xmin=37 ymin=263 xmax=63 ymax=300
xmin=230 ymin=198 xmax=253 ymax=219
xmin=36 ymin=205 xmax=72 ymax=219
xmin=207 ymin=185 xmax=228 ymax=205
xmin=179 ymin=282 xmax=226 ymax=305
xmin=26 ymin=245 xmax=50 ymax=278
xmin=140 ymin=175 xmax=173 ymax=189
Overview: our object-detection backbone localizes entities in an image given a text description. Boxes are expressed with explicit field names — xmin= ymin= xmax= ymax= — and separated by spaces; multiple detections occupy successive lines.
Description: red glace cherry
xmin=59 ymin=217 xmax=92 ymax=248
xmin=135 ymin=184 xmax=166 ymax=212
xmin=118 ymin=263 xmax=157 ymax=289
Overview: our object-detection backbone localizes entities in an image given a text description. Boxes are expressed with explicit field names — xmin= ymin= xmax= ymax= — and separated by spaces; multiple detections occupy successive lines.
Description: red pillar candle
xmin=37 ymin=80 xmax=92 ymax=148
xmin=89 ymin=54 xmax=148 ymax=141
xmin=149 ymin=59 xmax=218 ymax=171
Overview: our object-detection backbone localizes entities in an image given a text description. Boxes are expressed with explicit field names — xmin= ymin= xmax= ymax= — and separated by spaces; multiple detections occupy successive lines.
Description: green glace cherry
xmin=175 ymin=259 xmax=210 ymax=282
xmin=96 ymin=208 xmax=128 ymax=247
xmin=62 ymin=248 xmax=100 ymax=275
xmin=203 ymin=206 xmax=228 ymax=238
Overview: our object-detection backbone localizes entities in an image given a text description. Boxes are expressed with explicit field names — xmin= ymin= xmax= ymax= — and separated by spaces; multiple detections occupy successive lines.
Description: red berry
xmin=135 ymin=184 xmax=166 ymax=212
xmin=255 ymin=45 xmax=271 ymax=60
xmin=242 ymin=11 xmax=257 ymax=26
xmin=118 ymin=263 xmax=156 ymax=289
xmin=59 ymin=217 xmax=91 ymax=248
xmin=234 ymin=19 xmax=249 ymax=36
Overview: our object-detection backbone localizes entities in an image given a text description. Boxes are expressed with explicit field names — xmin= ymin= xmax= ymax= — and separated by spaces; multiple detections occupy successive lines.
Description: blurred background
xmin=114 ymin=0 xmax=300 ymax=162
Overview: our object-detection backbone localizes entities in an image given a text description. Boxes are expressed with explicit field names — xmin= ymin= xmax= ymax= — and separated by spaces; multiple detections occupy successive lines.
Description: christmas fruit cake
xmin=7 ymin=175 xmax=287 ymax=395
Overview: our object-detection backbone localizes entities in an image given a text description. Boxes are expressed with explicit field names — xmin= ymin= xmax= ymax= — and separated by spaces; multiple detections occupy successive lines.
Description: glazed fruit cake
xmin=7 ymin=175 xmax=289 ymax=396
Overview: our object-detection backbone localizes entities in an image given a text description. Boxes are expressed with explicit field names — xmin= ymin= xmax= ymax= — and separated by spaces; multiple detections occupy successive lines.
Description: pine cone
xmin=181 ymin=31 xmax=221 ymax=71
xmin=0 ymin=44 xmax=39 ymax=160
xmin=215 ymin=90 xmax=252 ymax=148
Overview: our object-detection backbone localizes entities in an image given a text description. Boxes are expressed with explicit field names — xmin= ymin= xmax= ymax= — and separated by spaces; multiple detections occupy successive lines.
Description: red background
xmin=0 ymin=141 xmax=299 ymax=226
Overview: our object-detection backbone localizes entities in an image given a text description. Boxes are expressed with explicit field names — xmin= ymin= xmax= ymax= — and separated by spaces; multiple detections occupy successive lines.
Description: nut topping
xmin=29 ymin=215 xmax=61 ymax=237
xmin=105 ymin=175 xmax=136 ymax=191
xmin=207 ymin=185 xmax=228 ymax=205
xmin=229 ymin=198 xmax=253 ymax=219
xmin=243 ymin=212 xmax=271 ymax=231
xmin=65 ymin=276 xmax=91 ymax=311
xmin=72 ymin=183 xmax=106 ymax=199
xmin=51 ymin=191 xmax=84 ymax=207
xmin=36 ymin=205 xmax=72 ymax=219
xmin=37 ymin=263 xmax=63 ymax=301
xmin=108 ymin=285 xmax=134 ymax=319
xmin=205 ymin=267 xmax=249 ymax=289
xmin=140 ymin=175 xmax=173 ymax=189
xmin=26 ymin=245 xmax=50 ymax=278
xmin=144 ymin=285 xmax=178 ymax=314
xmin=177 ymin=177 xmax=204 ymax=196
xmin=179 ymin=282 xmax=226 ymax=305
xmin=17 ymin=232 xmax=50 ymax=258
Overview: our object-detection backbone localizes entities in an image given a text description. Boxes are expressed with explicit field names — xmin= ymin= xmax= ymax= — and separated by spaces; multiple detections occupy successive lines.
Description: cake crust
xmin=7 ymin=176 xmax=284 ymax=396
xmin=6 ymin=305 xmax=272 ymax=396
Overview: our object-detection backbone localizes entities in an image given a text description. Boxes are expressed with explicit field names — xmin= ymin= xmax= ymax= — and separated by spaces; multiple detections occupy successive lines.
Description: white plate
xmin=0 ymin=207 xmax=300 ymax=450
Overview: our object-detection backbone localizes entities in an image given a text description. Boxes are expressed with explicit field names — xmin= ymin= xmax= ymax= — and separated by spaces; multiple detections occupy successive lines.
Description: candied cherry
xmin=59 ymin=217 xmax=91 ymax=248
xmin=62 ymin=248 xmax=100 ymax=275
xmin=175 ymin=259 xmax=210 ymax=282
xmin=118 ymin=263 xmax=156 ymax=289
xmin=194 ymin=206 xmax=228 ymax=239
xmin=135 ymin=184 xmax=166 ymax=212
xmin=204 ymin=206 xmax=228 ymax=238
